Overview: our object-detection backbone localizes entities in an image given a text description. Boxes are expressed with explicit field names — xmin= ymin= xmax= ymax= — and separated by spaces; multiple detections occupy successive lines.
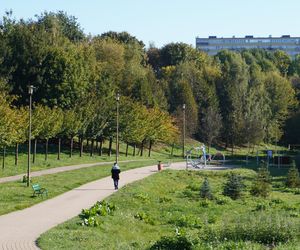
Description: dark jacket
xmin=111 ymin=168 xmax=121 ymax=180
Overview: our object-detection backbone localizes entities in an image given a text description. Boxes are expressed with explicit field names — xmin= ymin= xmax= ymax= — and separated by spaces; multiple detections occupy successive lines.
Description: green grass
xmin=0 ymin=159 xmax=159 ymax=216
xmin=38 ymin=168 xmax=300 ymax=250
xmin=1 ymin=138 xmax=297 ymax=178
xmin=0 ymin=140 xmax=182 ymax=178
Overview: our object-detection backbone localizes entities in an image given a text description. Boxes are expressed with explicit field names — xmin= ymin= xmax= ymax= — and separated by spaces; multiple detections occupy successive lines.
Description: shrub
xmin=150 ymin=235 xmax=194 ymax=250
xmin=169 ymin=215 xmax=202 ymax=228
xmin=250 ymin=166 xmax=272 ymax=198
xmin=134 ymin=212 xmax=155 ymax=225
xmin=215 ymin=196 xmax=231 ymax=205
xmin=223 ymin=173 xmax=245 ymax=200
xmin=186 ymin=183 xmax=199 ymax=191
xmin=200 ymin=177 xmax=213 ymax=200
xmin=79 ymin=200 xmax=115 ymax=227
xmin=286 ymin=161 xmax=300 ymax=188
xmin=182 ymin=189 xmax=194 ymax=198
xmin=254 ymin=202 xmax=268 ymax=211
xmin=199 ymin=199 xmax=210 ymax=207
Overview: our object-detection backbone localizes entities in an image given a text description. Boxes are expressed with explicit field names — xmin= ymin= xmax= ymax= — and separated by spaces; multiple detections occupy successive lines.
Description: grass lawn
xmin=38 ymin=168 xmax=300 ymax=250
xmin=0 ymin=159 xmax=160 ymax=216
xmin=1 ymin=138 xmax=295 ymax=178
xmin=0 ymin=140 xmax=181 ymax=178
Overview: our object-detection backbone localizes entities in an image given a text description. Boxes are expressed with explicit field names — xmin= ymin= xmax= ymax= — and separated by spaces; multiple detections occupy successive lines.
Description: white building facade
xmin=196 ymin=35 xmax=300 ymax=57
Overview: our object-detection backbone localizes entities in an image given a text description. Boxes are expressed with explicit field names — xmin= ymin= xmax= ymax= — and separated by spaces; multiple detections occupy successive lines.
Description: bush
xmin=199 ymin=199 xmax=210 ymax=207
xmin=223 ymin=173 xmax=245 ymax=200
xmin=79 ymin=200 xmax=115 ymax=227
xmin=200 ymin=177 xmax=213 ymax=200
xmin=254 ymin=202 xmax=268 ymax=211
xmin=286 ymin=162 xmax=300 ymax=188
xmin=215 ymin=196 xmax=231 ymax=205
xmin=169 ymin=215 xmax=202 ymax=228
xmin=134 ymin=212 xmax=155 ymax=225
xmin=250 ymin=166 xmax=272 ymax=198
xmin=150 ymin=235 xmax=194 ymax=250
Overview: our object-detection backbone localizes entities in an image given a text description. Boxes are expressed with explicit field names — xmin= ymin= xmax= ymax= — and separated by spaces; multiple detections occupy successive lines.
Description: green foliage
xmin=215 ymin=196 xmax=231 ymax=205
xmin=134 ymin=192 xmax=150 ymax=203
xmin=202 ymin=214 xmax=299 ymax=245
xmin=286 ymin=162 xmax=300 ymax=188
xmin=79 ymin=200 xmax=115 ymax=227
xmin=169 ymin=215 xmax=202 ymax=228
xmin=199 ymin=199 xmax=211 ymax=207
xmin=0 ymin=10 xmax=299 ymax=151
xmin=250 ymin=166 xmax=272 ymax=197
xmin=158 ymin=196 xmax=172 ymax=203
xmin=150 ymin=235 xmax=194 ymax=250
xmin=200 ymin=177 xmax=213 ymax=200
xmin=223 ymin=173 xmax=245 ymax=199
xmin=254 ymin=202 xmax=268 ymax=211
xmin=134 ymin=211 xmax=155 ymax=225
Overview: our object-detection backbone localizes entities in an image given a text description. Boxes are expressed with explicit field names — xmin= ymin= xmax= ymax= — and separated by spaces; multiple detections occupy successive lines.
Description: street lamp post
xmin=116 ymin=92 xmax=120 ymax=164
xmin=182 ymin=104 xmax=186 ymax=159
xmin=27 ymin=85 xmax=34 ymax=187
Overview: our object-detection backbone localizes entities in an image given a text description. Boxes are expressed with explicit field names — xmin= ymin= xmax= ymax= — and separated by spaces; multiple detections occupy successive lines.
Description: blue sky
xmin=1 ymin=0 xmax=300 ymax=48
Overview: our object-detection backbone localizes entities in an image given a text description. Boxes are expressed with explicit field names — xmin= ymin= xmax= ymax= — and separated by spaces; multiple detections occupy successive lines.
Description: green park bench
xmin=32 ymin=184 xmax=48 ymax=198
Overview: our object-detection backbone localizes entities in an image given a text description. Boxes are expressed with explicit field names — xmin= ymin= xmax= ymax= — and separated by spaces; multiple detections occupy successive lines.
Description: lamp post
xmin=182 ymin=103 xmax=186 ymax=159
xmin=27 ymin=85 xmax=34 ymax=187
xmin=116 ymin=92 xmax=120 ymax=164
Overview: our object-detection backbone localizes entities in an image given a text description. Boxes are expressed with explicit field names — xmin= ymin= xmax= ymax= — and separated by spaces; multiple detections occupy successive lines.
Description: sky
xmin=1 ymin=0 xmax=300 ymax=48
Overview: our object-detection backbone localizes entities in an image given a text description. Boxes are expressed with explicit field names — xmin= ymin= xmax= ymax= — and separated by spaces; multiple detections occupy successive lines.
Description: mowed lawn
xmin=0 ymin=160 xmax=158 ymax=216
xmin=38 ymin=168 xmax=300 ymax=250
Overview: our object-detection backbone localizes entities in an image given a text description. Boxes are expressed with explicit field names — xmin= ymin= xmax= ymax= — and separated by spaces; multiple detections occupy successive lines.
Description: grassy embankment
xmin=38 ymin=168 xmax=300 ymax=250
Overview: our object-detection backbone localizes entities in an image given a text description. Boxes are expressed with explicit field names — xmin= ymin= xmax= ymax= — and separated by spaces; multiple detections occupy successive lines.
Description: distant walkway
xmin=0 ymin=160 xmax=143 ymax=184
xmin=0 ymin=162 xmax=234 ymax=250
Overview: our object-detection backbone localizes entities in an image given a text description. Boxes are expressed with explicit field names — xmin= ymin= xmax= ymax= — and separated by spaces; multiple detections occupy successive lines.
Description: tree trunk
xmin=33 ymin=139 xmax=37 ymax=163
xmin=125 ymin=143 xmax=129 ymax=157
xmin=108 ymin=137 xmax=112 ymax=156
xmin=80 ymin=137 xmax=83 ymax=157
xmin=140 ymin=141 xmax=144 ymax=156
xmin=90 ymin=139 xmax=94 ymax=157
xmin=57 ymin=138 xmax=61 ymax=160
xmin=99 ymin=139 xmax=103 ymax=156
xmin=70 ymin=137 xmax=73 ymax=158
xmin=2 ymin=147 xmax=5 ymax=169
xmin=86 ymin=139 xmax=89 ymax=148
xmin=45 ymin=139 xmax=49 ymax=161
xmin=15 ymin=143 xmax=19 ymax=166
xmin=148 ymin=140 xmax=152 ymax=157
xmin=95 ymin=141 xmax=98 ymax=151
xmin=133 ymin=144 xmax=136 ymax=156
xmin=171 ymin=143 xmax=174 ymax=157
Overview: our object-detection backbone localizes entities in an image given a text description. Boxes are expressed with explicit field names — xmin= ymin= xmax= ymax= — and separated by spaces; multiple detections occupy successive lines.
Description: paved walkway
xmin=0 ymin=162 xmax=233 ymax=249
xmin=0 ymin=160 xmax=142 ymax=184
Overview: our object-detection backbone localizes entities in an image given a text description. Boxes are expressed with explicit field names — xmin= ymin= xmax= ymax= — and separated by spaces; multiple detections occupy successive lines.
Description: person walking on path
xmin=111 ymin=162 xmax=121 ymax=189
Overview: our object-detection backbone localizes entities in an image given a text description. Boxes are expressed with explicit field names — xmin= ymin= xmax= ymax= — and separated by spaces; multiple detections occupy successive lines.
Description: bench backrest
xmin=32 ymin=184 xmax=41 ymax=191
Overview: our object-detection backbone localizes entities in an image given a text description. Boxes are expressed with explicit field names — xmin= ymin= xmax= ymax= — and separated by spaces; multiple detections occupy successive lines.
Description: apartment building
xmin=196 ymin=35 xmax=300 ymax=57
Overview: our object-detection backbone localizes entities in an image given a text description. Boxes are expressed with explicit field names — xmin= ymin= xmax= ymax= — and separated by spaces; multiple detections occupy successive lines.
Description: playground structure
xmin=256 ymin=150 xmax=292 ymax=167
xmin=186 ymin=145 xmax=225 ymax=169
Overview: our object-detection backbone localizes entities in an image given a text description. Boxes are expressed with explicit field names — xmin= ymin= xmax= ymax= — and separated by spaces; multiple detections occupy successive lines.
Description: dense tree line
xmin=148 ymin=44 xmax=299 ymax=151
xmin=0 ymin=11 xmax=299 ymax=163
